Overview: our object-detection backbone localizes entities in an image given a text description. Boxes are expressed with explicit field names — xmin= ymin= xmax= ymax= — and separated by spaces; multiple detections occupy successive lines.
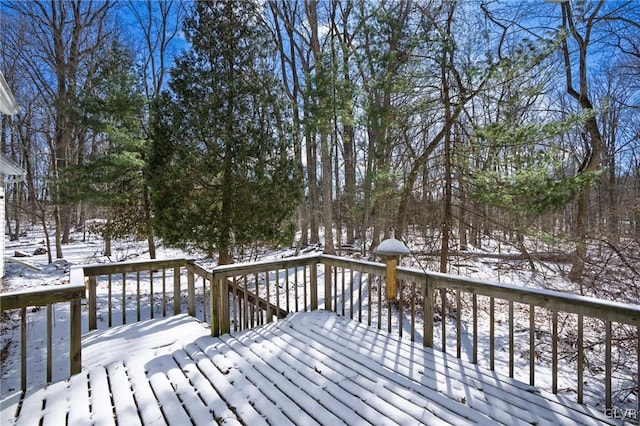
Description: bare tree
xmin=4 ymin=0 xmax=115 ymax=259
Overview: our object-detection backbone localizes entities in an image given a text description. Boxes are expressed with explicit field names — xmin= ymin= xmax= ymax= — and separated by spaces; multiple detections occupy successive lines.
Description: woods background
xmin=1 ymin=0 xmax=639 ymax=296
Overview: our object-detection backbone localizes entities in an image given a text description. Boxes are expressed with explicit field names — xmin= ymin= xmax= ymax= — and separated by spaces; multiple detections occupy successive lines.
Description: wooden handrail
xmin=0 ymin=283 xmax=85 ymax=310
xmin=0 ymin=284 xmax=84 ymax=392
xmin=394 ymin=263 xmax=640 ymax=326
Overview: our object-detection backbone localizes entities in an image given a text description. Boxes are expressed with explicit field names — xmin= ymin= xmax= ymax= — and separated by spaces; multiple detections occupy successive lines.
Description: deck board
xmin=1 ymin=311 xmax=625 ymax=425
xmin=87 ymin=367 xmax=116 ymax=426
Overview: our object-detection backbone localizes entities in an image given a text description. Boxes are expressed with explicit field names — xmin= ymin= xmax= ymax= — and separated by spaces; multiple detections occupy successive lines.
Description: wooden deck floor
xmin=1 ymin=311 xmax=624 ymax=425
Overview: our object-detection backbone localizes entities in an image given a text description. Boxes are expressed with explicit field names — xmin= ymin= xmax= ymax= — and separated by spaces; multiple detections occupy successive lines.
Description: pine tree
xmin=62 ymin=41 xmax=149 ymax=256
xmin=150 ymin=0 xmax=300 ymax=263
xmin=471 ymin=115 xmax=602 ymax=218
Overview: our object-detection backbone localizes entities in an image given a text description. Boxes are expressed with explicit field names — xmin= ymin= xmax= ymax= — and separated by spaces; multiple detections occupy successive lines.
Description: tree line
xmin=1 ymin=1 xmax=639 ymax=290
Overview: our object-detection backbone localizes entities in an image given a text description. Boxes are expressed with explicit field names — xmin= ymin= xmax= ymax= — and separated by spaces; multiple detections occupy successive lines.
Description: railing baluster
xmin=232 ymin=277 xmax=238 ymax=331
xmin=509 ymin=300 xmax=514 ymax=378
xmin=441 ymin=289 xmax=446 ymax=352
xmin=473 ymin=293 xmax=478 ymax=365
xmin=243 ymin=276 xmax=249 ymax=329
xmin=46 ymin=304 xmax=52 ymax=383
xmin=136 ymin=271 xmax=141 ymax=322
xmin=204 ymin=276 xmax=209 ymax=323
xmin=456 ymin=290 xmax=461 ymax=359
xmin=341 ymin=267 xmax=345 ymax=317
xmin=357 ymin=271 xmax=362 ymax=323
xmin=253 ymin=273 xmax=259 ymax=327
xmin=377 ymin=275 xmax=382 ymax=330
xmin=330 ymin=267 xmax=338 ymax=313
xmin=489 ymin=297 xmax=495 ymax=370
xmin=605 ymin=319 xmax=611 ymax=410
xmin=162 ymin=269 xmax=167 ymax=317
xmin=302 ymin=266 xmax=307 ymax=312
xmin=285 ymin=267 xmax=290 ymax=313
xmin=150 ymin=270 xmax=154 ymax=320
xmin=530 ymin=304 xmax=535 ymax=386
xmin=20 ymin=307 xmax=26 ymax=392
xmin=367 ymin=273 xmax=372 ymax=326
xmin=410 ymin=281 xmax=415 ymax=343
xmin=349 ymin=269 xmax=354 ymax=320
xmin=275 ymin=270 xmax=280 ymax=320
xmin=265 ymin=270 xmax=272 ymax=322
xmin=325 ymin=263 xmax=333 ymax=312
xmin=552 ymin=310 xmax=558 ymax=394
xmin=294 ymin=266 xmax=299 ymax=313
xmin=108 ymin=274 xmax=112 ymax=327
xmin=392 ymin=281 xmax=398 ymax=335
xmin=122 ymin=273 xmax=126 ymax=325
xmin=577 ymin=314 xmax=584 ymax=404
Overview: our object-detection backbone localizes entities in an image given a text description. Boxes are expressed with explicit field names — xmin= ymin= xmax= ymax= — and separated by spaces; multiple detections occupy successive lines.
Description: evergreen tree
xmin=150 ymin=0 xmax=300 ymax=263
xmin=471 ymin=115 xmax=602 ymax=218
xmin=62 ymin=41 xmax=149 ymax=255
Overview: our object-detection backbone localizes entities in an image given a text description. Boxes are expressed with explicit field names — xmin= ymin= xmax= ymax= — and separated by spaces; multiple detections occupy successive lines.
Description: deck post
xmin=324 ymin=263 xmax=332 ymax=312
xmin=424 ymin=277 xmax=433 ymax=347
xmin=87 ymin=275 xmax=97 ymax=330
xmin=187 ymin=269 xmax=195 ymax=317
xmin=173 ymin=266 xmax=181 ymax=315
xmin=70 ymin=295 xmax=82 ymax=375
xmin=211 ymin=275 xmax=220 ymax=336
xmin=219 ymin=278 xmax=230 ymax=334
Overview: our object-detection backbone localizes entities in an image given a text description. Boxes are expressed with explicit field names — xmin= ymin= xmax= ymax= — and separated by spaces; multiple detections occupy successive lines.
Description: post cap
xmin=373 ymin=237 xmax=411 ymax=257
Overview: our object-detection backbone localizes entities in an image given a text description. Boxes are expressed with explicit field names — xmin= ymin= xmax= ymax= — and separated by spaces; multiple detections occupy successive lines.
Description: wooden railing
xmin=0 ymin=284 xmax=84 ymax=392
xmin=76 ymin=258 xmax=192 ymax=330
xmin=208 ymin=255 xmax=319 ymax=335
xmin=1 ymin=253 xmax=638 ymax=414
xmin=320 ymin=255 xmax=640 ymax=413
xmin=202 ymin=253 xmax=639 ymax=411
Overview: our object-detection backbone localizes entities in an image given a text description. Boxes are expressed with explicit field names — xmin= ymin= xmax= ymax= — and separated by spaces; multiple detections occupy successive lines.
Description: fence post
xmin=70 ymin=295 xmax=82 ymax=375
xmin=173 ymin=266 xmax=181 ymax=315
xmin=87 ymin=275 xmax=97 ymax=330
xmin=187 ymin=267 xmax=195 ymax=317
xmin=310 ymin=260 xmax=318 ymax=311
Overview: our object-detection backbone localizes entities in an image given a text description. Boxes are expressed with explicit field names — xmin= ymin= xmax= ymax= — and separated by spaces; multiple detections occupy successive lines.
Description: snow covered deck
xmin=2 ymin=311 xmax=623 ymax=425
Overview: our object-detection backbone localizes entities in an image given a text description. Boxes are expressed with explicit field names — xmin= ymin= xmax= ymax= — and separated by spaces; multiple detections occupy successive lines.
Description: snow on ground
xmin=0 ymin=226 xmax=638 ymax=422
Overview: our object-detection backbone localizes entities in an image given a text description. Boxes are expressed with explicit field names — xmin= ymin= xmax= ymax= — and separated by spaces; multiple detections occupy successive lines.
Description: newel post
xmin=219 ymin=277 xmax=230 ymax=335
xmin=424 ymin=276 xmax=434 ymax=347
xmin=70 ymin=295 xmax=82 ymax=374
xmin=372 ymin=232 xmax=410 ymax=302
xmin=187 ymin=266 xmax=195 ymax=317
xmin=211 ymin=272 xmax=220 ymax=336
xmin=87 ymin=275 xmax=97 ymax=331
xmin=173 ymin=265 xmax=181 ymax=315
